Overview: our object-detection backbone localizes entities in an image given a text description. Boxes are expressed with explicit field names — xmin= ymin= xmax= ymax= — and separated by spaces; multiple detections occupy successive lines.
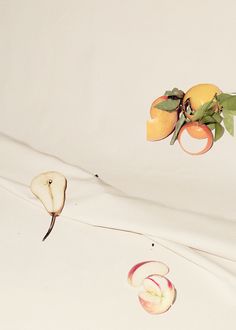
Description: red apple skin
xmin=127 ymin=261 xmax=154 ymax=284
xmin=167 ymin=278 xmax=173 ymax=290
xmin=127 ymin=261 xmax=169 ymax=286
xmin=146 ymin=276 xmax=161 ymax=289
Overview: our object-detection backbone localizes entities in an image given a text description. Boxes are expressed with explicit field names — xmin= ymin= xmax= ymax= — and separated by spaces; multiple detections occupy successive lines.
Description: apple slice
xmin=138 ymin=275 xmax=176 ymax=314
xmin=128 ymin=261 xmax=169 ymax=287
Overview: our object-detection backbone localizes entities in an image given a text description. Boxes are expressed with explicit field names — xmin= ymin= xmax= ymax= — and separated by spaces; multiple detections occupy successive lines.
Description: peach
xmin=178 ymin=122 xmax=213 ymax=155
xmin=147 ymin=97 xmax=178 ymax=141
xmin=183 ymin=83 xmax=221 ymax=111
xmin=186 ymin=122 xmax=210 ymax=139
xmin=147 ymin=95 xmax=178 ymax=141
xmin=150 ymin=96 xmax=168 ymax=119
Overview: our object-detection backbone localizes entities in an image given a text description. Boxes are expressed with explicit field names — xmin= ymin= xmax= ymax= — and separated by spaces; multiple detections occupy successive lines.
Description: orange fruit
xmin=183 ymin=83 xmax=221 ymax=111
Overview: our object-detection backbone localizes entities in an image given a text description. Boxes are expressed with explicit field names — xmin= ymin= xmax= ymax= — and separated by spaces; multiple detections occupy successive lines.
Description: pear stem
xmin=42 ymin=214 xmax=57 ymax=241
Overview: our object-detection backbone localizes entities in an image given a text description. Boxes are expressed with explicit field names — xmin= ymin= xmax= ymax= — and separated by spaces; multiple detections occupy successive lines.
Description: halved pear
xmin=30 ymin=171 xmax=67 ymax=241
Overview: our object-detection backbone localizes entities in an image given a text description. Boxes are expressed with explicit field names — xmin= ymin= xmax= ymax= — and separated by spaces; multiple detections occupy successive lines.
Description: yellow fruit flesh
xmin=147 ymin=110 xmax=177 ymax=141
xmin=183 ymin=83 xmax=221 ymax=111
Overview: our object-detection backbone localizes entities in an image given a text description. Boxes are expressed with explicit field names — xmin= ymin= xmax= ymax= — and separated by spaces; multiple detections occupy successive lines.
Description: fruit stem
xmin=181 ymin=98 xmax=194 ymax=120
xmin=42 ymin=214 xmax=57 ymax=241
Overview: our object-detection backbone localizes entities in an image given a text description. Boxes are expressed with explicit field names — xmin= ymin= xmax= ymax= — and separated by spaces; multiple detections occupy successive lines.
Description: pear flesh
xmin=30 ymin=171 xmax=67 ymax=241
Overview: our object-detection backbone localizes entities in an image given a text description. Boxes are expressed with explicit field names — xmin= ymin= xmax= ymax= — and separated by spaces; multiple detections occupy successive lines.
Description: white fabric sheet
xmin=1 ymin=0 xmax=236 ymax=219
xmin=0 ymin=134 xmax=235 ymax=329
xmin=0 ymin=0 xmax=236 ymax=328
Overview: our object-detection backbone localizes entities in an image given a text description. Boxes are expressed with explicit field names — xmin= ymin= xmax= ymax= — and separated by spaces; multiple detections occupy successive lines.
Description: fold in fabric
xmin=0 ymin=133 xmax=235 ymax=289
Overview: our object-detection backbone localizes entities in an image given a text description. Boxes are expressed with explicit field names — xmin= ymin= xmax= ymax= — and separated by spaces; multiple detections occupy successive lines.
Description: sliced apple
xmin=138 ymin=275 xmax=176 ymax=314
xmin=128 ymin=261 xmax=169 ymax=287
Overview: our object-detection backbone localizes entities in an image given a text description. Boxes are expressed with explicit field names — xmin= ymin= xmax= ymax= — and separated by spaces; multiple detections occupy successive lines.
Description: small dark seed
xmin=152 ymin=243 xmax=155 ymax=247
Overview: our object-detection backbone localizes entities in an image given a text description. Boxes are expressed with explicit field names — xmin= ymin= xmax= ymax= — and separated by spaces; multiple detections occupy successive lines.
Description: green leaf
xmin=164 ymin=90 xmax=173 ymax=97
xmin=201 ymin=112 xmax=223 ymax=125
xmin=223 ymin=113 xmax=234 ymax=136
xmin=170 ymin=113 xmax=186 ymax=145
xmin=204 ymin=108 xmax=215 ymax=116
xmin=201 ymin=116 xmax=216 ymax=124
xmin=212 ymin=112 xmax=223 ymax=123
xmin=222 ymin=109 xmax=236 ymax=116
xmin=207 ymin=123 xmax=216 ymax=131
xmin=221 ymin=96 xmax=236 ymax=114
xmin=172 ymin=88 xmax=184 ymax=98
xmin=156 ymin=99 xmax=180 ymax=111
xmin=216 ymin=93 xmax=232 ymax=104
xmin=164 ymin=88 xmax=184 ymax=99
xmin=190 ymin=107 xmax=206 ymax=121
xmin=191 ymin=99 xmax=214 ymax=121
xmin=214 ymin=123 xmax=224 ymax=141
